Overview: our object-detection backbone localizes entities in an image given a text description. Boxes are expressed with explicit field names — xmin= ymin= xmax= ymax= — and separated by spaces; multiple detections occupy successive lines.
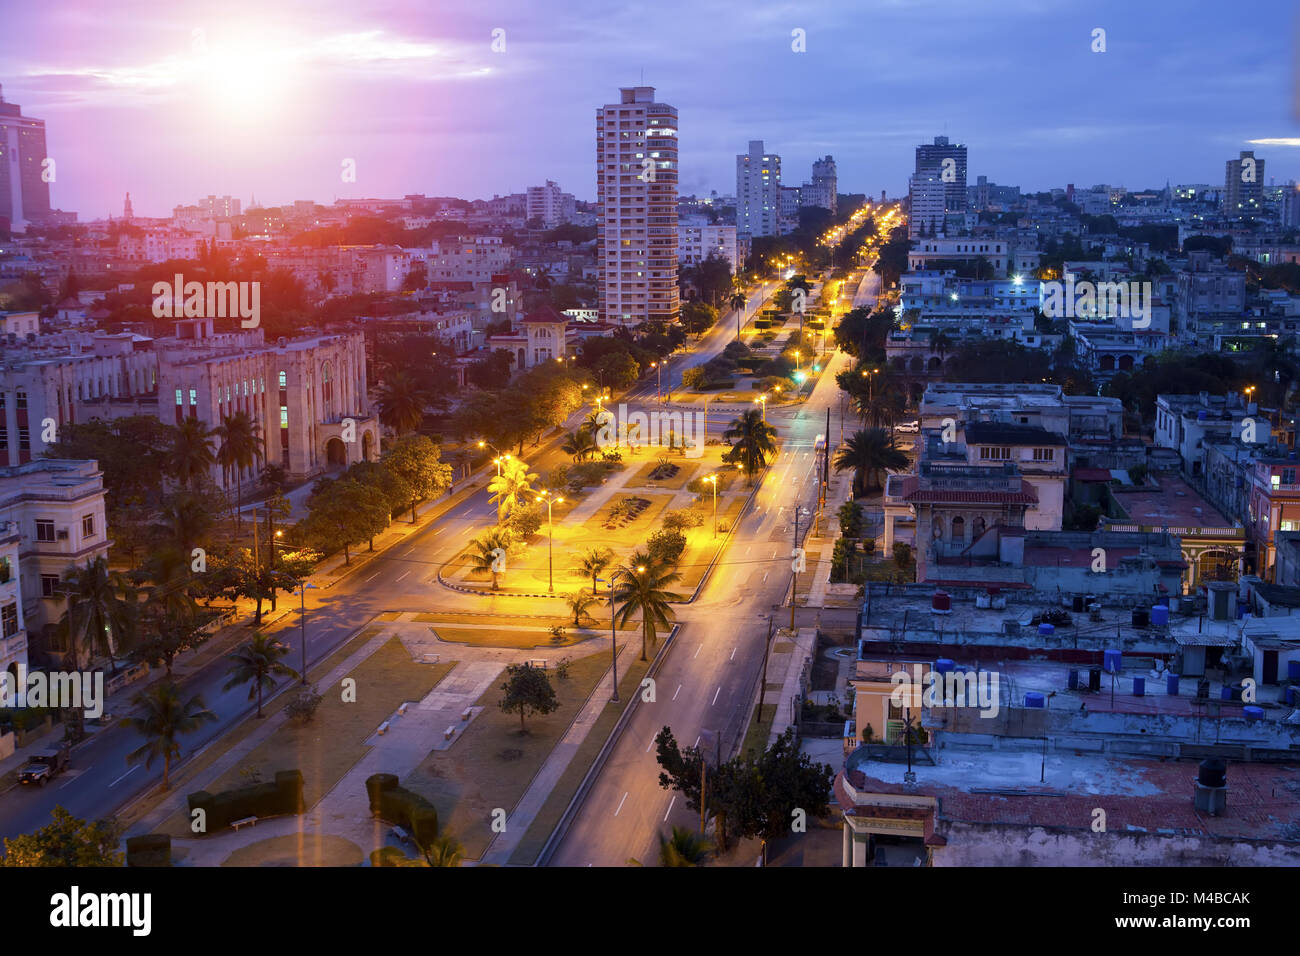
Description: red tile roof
xmin=906 ymin=486 xmax=1038 ymax=505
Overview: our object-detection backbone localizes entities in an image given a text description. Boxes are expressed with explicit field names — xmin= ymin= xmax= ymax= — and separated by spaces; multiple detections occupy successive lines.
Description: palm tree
xmin=223 ymin=633 xmax=299 ymax=718
xmin=659 ymin=825 xmax=713 ymax=866
xmin=214 ymin=411 xmax=263 ymax=533
xmin=464 ymin=529 xmax=513 ymax=589
xmin=612 ymin=551 xmax=684 ymax=661
xmin=834 ymin=428 xmax=908 ymax=498
xmin=155 ymin=491 xmax=214 ymax=554
xmin=122 ymin=681 xmax=217 ymax=791
xmin=376 ymin=369 xmax=429 ymax=436
xmin=565 ymin=589 xmax=599 ymax=626
xmin=170 ymin=418 xmax=216 ymax=489
xmin=58 ymin=556 xmax=134 ymax=671
xmin=573 ymin=546 xmax=615 ymax=595
xmin=723 ymin=408 xmax=778 ymax=485
xmin=418 ymin=832 xmax=465 ymax=867
xmin=487 ymin=458 xmax=538 ymax=524
xmin=561 ymin=428 xmax=598 ymax=462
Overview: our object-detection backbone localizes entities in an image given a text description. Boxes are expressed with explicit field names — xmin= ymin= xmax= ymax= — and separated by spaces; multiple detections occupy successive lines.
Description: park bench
xmin=461 ymin=707 xmax=473 ymax=721
xmin=527 ymin=659 xmax=548 ymax=670
xmin=390 ymin=825 xmax=411 ymax=844
xmin=421 ymin=653 xmax=439 ymax=664
xmin=231 ymin=816 xmax=258 ymax=831
xmin=398 ymin=702 xmax=409 ymax=716
xmin=443 ymin=725 xmax=456 ymax=741
xmin=377 ymin=720 xmax=390 ymax=736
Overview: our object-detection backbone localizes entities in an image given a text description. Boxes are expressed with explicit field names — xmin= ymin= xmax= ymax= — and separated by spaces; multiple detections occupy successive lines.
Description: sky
xmin=4 ymin=0 xmax=1300 ymax=219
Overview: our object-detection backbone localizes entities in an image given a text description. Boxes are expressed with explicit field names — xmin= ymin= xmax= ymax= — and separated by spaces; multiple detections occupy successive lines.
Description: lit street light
xmin=704 ymin=474 xmax=719 ymax=538
xmin=538 ymin=491 xmax=564 ymax=592
xmin=755 ymin=393 xmax=768 ymax=423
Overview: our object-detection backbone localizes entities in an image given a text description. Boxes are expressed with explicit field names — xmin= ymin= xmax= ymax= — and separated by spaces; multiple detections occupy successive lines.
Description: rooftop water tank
xmin=1133 ymin=676 xmax=1145 ymax=697
xmin=931 ymin=591 xmax=951 ymax=613
xmin=1167 ymin=673 xmax=1180 ymax=696
xmin=1103 ymin=648 xmax=1122 ymax=673
xmin=1025 ymin=692 xmax=1045 ymax=708
xmin=1038 ymin=623 xmax=1055 ymax=636
xmin=1151 ymin=605 xmax=1170 ymax=627
xmin=1243 ymin=706 xmax=1264 ymax=722
xmin=935 ymin=658 xmax=955 ymax=674
xmin=1198 ymin=758 xmax=1227 ymax=788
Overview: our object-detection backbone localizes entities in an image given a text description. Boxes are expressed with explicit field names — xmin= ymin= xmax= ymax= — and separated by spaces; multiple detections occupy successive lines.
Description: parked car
xmin=893 ymin=420 xmax=920 ymax=434
xmin=18 ymin=745 xmax=70 ymax=786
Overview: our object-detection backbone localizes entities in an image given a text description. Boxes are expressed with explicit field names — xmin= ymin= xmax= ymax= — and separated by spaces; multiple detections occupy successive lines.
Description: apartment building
xmin=0 ymin=527 xmax=24 ymax=680
xmin=677 ymin=223 xmax=739 ymax=273
xmin=526 ymin=181 xmax=577 ymax=229
xmin=1154 ymin=391 xmax=1262 ymax=477
xmin=596 ymin=87 xmax=680 ymax=326
xmin=907 ymin=238 xmax=1009 ymax=277
xmin=735 ymin=139 xmax=782 ymax=238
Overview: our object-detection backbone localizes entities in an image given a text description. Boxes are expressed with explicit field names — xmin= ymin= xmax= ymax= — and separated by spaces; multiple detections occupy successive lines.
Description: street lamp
xmin=597 ymin=574 xmax=618 ymax=701
xmin=650 ymin=361 xmax=663 ymax=401
xmin=538 ymin=491 xmax=564 ymax=593
xmin=704 ymin=474 xmax=719 ymax=538
xmin=296 ymin=580 xmax=319 ymax=684
xmin=755 ymin=393 xmax=768 ymax=423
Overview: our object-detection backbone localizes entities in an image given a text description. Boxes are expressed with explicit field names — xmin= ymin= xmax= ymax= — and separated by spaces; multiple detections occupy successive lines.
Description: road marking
xmin=694 ymin=645 xmax=702 ymax=659
xmin=647 ymin=734 xmax=656 ymax=752
xmin=763 ymin=572 xmax=769 ymax=583
xmin=673 ymin=684 xmax=682 ymax=700
xmin=363 ymin=571 xmax=381 ymax=583
xmin=396 ymin=570 xmax=411 ymax=583
xmin=614 ymin=791 xmax=629 ymax=816
xmin=712 ymin=686 xmax=721 ymax=705
xmin=771 ymin=549 xmax=777 ymax=559
xmin=694 ymin=735 xmax=701 ymax=748
xmin=730 ymin=647 xmax=737 ymax=661
xmin=746 ymin=546 xmax=752 ymax=555
xmin=109 ymin=765 xmax=140 ymax=788
xmin=59 ymin=772 xmax=84 ymax=790
xmin=664 ymin=796 xmax=676 ymax=821
xmin=460 ymin=507 xmax=475 ymax=517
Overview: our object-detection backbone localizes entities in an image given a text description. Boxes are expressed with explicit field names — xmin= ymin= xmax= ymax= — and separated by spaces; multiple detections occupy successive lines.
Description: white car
xmin=893 ymin=420 xmax=920 ymax=434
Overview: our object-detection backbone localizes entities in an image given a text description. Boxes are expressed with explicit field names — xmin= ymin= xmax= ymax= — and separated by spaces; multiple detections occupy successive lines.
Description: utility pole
xmin=758 ymin=615 xmax=776 ymax=720
xmin=791 ymin=506 xmax=800 ymax=630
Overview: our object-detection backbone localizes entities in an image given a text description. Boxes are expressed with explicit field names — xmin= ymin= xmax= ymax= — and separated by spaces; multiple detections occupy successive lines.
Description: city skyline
xmin=3 ymin=0 xmax=1300 ymax=219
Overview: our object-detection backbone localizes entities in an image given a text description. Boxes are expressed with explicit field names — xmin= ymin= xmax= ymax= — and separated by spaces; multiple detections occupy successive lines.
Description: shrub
xmin=663 ymin=507 xmax=705 ymax=532
xmin=187 ymin=770 xmax=305 ymax=832
xmin=126 ymin=834 xmax=171 ymax=867
xmin=508 ymin=502 xmax=544 ymax=540
xmin=646 ymin=528 xmax=687 ymax=567
xmin=369 ymin=846 xmax=410 ymax=867
xmin=838 ymin=500 xmax=864 ymax=537
xmin=286 ymin=685 xmax=324 ymax=725
xmin=681 ymin=366 xmax=707 ymax=390
xmin=365 ymin=773 xmax=440 ymax=848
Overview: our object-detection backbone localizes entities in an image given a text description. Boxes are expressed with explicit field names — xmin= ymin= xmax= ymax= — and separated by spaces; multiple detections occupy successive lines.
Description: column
xmin=842 ymin=821 xmax=852 ymax=867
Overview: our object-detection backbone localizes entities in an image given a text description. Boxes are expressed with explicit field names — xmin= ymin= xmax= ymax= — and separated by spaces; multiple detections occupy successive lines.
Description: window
xmin=979 ymin=446 xmax=1011 ymax=461
xmin=41 ymin=574 xmax=60 ymax=598
xmin=35 ymin=519 xmax=55 ymax=542
xmin=1032 ymin=448 xmax=1055 ymax=462
xmin=18 ymin=426 xmax=29 ymax=450
xmin=1 ymin=602 xmax=17 ymax=638
xmin=82 ymin=514 xmax=95 ymax=537
xmin=15 ymin=391 xmax=26 ymax=409
xmin=278 ymin=370 xmax=287 ymax=388
xmin=0 ymin=556 xmax=9 ymax=583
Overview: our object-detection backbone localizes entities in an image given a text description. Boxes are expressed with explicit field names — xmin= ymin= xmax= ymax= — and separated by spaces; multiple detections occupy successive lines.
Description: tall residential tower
xmin=0 ymin=84 xmax=51 ymax=231
xmin=736 ymin=139 xmax=782 ymax=238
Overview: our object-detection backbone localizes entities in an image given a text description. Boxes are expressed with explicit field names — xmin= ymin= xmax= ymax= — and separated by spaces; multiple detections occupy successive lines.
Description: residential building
xmin=801 ymin=155 xmax=837 ymax=215
xmin=1222 ymin=151 xmax=1265 ymax=219
xmin=735 ymin=139 xmax=782 ymax=238
xmin=0 ymin=84 xmax=51 ymax=231
xmin=0 ymin=526 xmax=24 ymax=680
xmin=596 ymin=86 xmax=680 ymax=326
xmin=677 ymin=223 xmax=739 ymax=273
xmin=526 ymin=180 xmax=576 ymax=229
xmin=914 ymin=135 xmax=967 ymax=213
xmin=908 ymin=173 xmax=946 ymax=239
xmin=1154 ymin=391 xmax=1262 ymax=478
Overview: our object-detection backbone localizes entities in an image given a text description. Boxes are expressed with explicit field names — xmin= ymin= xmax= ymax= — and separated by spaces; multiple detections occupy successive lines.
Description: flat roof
xmin=1114 ymin=474 xmax=1232 ymax=528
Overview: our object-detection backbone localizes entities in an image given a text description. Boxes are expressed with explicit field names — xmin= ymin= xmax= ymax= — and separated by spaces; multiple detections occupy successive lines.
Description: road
xmin=549 ymin=288 xmax=855 ymax=867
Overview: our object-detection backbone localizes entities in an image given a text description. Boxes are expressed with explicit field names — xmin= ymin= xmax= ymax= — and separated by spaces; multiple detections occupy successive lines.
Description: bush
xmin=508 ymin=502 xmax=544 ymax=540
xmin=838 ymin=500 xmax=864 ymax=537
xmin=681 ymin=366 xmax=707 ymax=390
xmin=369 ymin=846 xmax=410 ymax=867
xmin=286 ymin=685 xmax=324 ymax=725
xmin=663 ymin=507 xmax=705 ymax=532
xmin=570 ymin=461 xmax=619 ymax=486
xmin=365 ymin=773 xmax=439 ymax=848
xmin=187 ymin=770 xmax=305 ymax=832
xmin=126 ymin=834 xmax=171 ymax=867
xmin=646 ymin=528 xmax=687 ymax=567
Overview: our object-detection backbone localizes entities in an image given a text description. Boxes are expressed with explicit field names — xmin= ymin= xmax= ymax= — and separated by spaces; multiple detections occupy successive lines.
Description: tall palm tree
xmin=464 ymin=529 xmax=513 ymax=590
xmin=155 ymin=491 xmax=214 ymax=554
xmin=122 ymin=681 xmax=217 ymax=791
xmin=223 ymin=633 xmax=299 ymax=718
xmin=487 ymin=458 xmax=538 ymax=524
xmin=139 ymin=548 xmax=201 ymax=677
xmin=376 ymin=369 xmax=429 ymax=436
xmin=659 ymin=825 xmax=713 ymax=866
xmin=612 ymin=551 xmax=684 ymax=661
xmin=731 ymin=287 xmax=748 ymax=341
xmin=214 ymin=411 xmax=263 ymax=532
xmin=565 ymin=589 xmax=599 ymax=626
xmin=723 ymin=408 xmax=778 ymax=485
xmin=171 ymin=418 xmax=216 ymax=490
xmin=573 ymin=546 xmax=615 ymax=595
xmin=561 ymin=428 xmax=598 ymax=462
xmin=58 ymin=556 xmax=134 ymax=671
xmin=834 ymin=428 xmax=908 ymax=498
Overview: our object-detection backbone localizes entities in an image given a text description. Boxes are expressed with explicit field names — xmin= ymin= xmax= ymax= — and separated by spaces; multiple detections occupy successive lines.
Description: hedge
xmin=126 ymin=834 xmax=171 ymax=867
xmin=369 ymin=846 xmax=421 ymax=867
xmin=187 ymin=769 xmax=305 ymax=833
xmin=365 ymin=773 xmax=439 ymax=847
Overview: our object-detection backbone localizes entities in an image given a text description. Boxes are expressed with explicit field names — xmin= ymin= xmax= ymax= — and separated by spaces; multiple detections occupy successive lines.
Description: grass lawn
xmin=402 ymin=647 xmax=612 ymax=861
xmin=153 ymin=634 xmax=453 ymax=838
xmin=430 ymin=625 xmax=610 ymax=650
xmin=507 ymin=654 xmax=653 ymax=866
xmin=220 ymin=832 xmax=365 ymax=867
xmin=739 ymin=702 xmax=779 ymax=759
xmin=626 ymin=459 xmax=700 ymax=490
xmin=674 ymin=498 xmax=749 ymax=594
xmin=585 ymin=492 xmax=675 ymax=539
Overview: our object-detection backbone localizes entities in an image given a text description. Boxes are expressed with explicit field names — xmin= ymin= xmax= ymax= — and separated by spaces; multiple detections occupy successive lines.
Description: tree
xmin=561 ymin=428 xmax=599 ymax=462
xmin=154 ymin=490 xmax=216 ymax=555
xmin=487 ymin=456 xmax=538 ymax=524
xmin=214 ymin=410 xmax=263 ymax=527
xmin=418 ymin=832 xmax=465 ymax=867
xmin=134 ymin=548 xmax=202 ymax=676
xmin=612 ymin=552 xmax=684 ymax=660
xmin=122 ymin=681 xmax=218 ymax=791
xmin=299 ymin=479 xmax=390 ymax=564
xmin=346 ymin=458 xmax=415 ymax=520
xmin=1 ymin=806 xmax=123 ymax=867
xmin=646 ymin=528 xmax=687 ymax=567
xmin=723 ymin=408 xmax=778 ymax=484
xmin=382 ymin=434 xmax=454 ymax=523
xmin=834 ymin=428 xmax=908 ymax=497
xmin=464 ymin=529 xmax=512 ymax=589
xmin=223 ymin=633 xmax=299 ymax=718
xmin=375 ymin=369 xmax=430 ymax=436
xmin=507 ymin=501 xmax=544 ymax=541
xmin=468 ymin=350 xmax=513 ymax=390
xmin=170 ymin=417 xmax=217 ymax=490
xmin=58 ymin=556 xmax=134 ymax=671
xmin=498 ymin=663 xmax=559 ymax=733
xmin=680 ymin=301 xmax=718 ymax=337
xmin=659 ymin=825 xmax=712 ymax=867
xmin=565 ymin=589 xmax=599 ymax=626
xmin=573 ymin=546 xmax=615 ymax=595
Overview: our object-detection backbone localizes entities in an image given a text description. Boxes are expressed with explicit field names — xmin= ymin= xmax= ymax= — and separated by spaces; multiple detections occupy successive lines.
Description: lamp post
xmin=704 ymin=474 xmax=718 ymax=538
xmin=538 ymin=491 xmax=564 ymax=593
xmin=651 ymin=361 xmax=662 ymax=401
xmin=296 ymin=580 xmax=319 ymax=684
xmin=755 ymin=394 xmax=768 ymax=424
xmin=597 ymin=575 xmax=618 ymax=701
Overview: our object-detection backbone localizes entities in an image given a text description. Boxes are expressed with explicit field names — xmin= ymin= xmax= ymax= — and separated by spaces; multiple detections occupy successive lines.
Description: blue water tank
xmin=1133 ymin=676 xmax=1145 ymax=697
xmin=1197 ymin=409 xmax=1207 ymax=422
xmin=1103 ymin=649 xmax=1123 ymax=673
xmin=1068 ymin=669 xmax=1079 ymax=690
xmin=1038 ymin=623 xmax=1055 ymax=636
xmin=1221 ymin=685 xmax=1234 ymax=701
xmin=935 ymin=658 xmax=955 ymax=674
xmin=1289 ymin=660 xmax=1300 ymax=680
xmin=1243 ymin=706 xmax=1264 ymax=721
xmin=1151 ymin=605 xmax=1170 ymax=627
xmin=1167 ymin=673 xmax=1180 ymax=696
xmin=1288 ymin=686 xmax=1299 ymax=707
xmin=1025 ymin=692 xmax=1046 ymax=708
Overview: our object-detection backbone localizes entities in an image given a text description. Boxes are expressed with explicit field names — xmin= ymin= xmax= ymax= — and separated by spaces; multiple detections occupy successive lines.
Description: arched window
xmin=951 ymin=515 xmax=965 ymax=544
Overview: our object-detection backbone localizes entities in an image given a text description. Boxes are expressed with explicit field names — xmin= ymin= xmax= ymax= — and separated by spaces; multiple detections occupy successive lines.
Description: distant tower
xmin=123 ymin=192 xmax=133 ymax=222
